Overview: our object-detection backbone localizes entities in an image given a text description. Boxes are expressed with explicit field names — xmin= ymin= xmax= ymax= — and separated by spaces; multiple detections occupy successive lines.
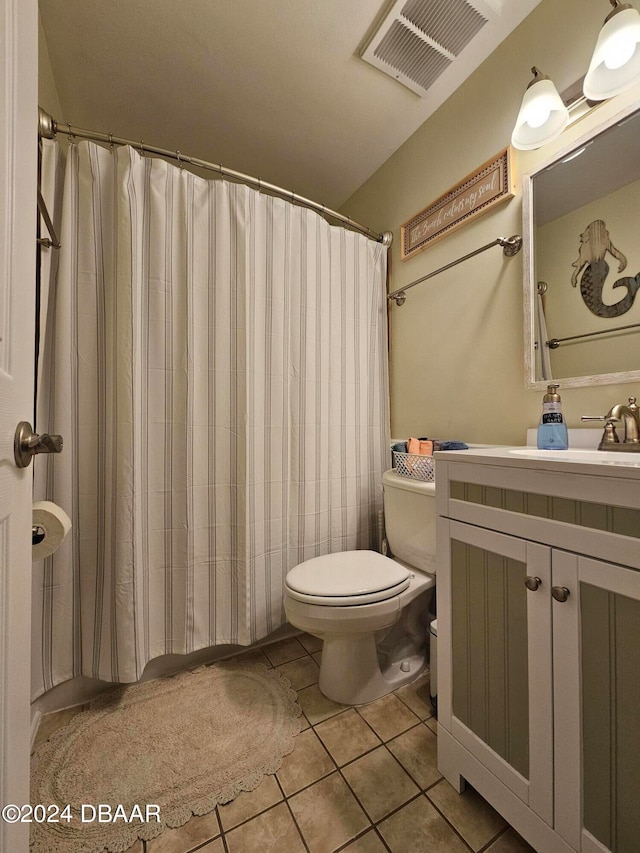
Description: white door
xmin=0 ymin=1 xmax=37 ymax=851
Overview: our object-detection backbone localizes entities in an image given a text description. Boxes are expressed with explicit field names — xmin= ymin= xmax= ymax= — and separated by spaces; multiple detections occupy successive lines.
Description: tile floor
xmin=33 ymin=634 xmax=537 ymax=853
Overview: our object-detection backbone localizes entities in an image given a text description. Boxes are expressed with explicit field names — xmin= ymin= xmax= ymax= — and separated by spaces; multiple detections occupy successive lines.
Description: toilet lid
xmin=285 ymin=550 xmax=412 ymax=606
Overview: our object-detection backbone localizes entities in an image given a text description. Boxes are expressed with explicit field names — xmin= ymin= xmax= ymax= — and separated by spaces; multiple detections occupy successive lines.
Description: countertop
xmin=434 ymin=444 xmax=640 ymax=480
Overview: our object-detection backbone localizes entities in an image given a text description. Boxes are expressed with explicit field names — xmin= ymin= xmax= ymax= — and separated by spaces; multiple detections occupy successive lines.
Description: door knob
xmin=551 ymin=586 xmax=571 ymax=603
xmin=524 ymin=576 xmax=542 ymax=591
xmin=14 ymin=421 xmax=63 ymax=468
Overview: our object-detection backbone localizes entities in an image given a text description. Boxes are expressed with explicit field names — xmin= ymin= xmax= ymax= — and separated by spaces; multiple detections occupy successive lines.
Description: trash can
xmin=429 ymin=618 xmax=437 ymax=705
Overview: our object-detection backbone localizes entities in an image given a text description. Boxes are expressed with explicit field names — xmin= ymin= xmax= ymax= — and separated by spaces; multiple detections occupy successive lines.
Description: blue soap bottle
xmin=537 ymin=384 xmax=569 ymax=450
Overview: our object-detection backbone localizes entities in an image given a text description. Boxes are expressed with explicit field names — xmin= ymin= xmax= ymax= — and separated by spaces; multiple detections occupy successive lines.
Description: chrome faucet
xmin=582 ymin=396 xmax=640 ymax=451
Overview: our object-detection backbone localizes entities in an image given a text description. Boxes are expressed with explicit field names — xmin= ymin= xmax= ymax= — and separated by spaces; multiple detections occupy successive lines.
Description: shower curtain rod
xmin=387 ymin=235 xmax=523 ymax=306
xmin=38 ymin=109 xmax=392 ymax=246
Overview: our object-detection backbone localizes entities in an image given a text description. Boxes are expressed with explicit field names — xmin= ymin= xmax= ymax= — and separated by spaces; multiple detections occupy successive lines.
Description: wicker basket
xmin=393 ymin=450 xmax=435 ymax=482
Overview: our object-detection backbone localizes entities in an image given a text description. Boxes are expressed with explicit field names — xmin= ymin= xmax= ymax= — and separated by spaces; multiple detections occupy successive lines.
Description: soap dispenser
xmin=537 ymin=384 xmax=569 ymax=450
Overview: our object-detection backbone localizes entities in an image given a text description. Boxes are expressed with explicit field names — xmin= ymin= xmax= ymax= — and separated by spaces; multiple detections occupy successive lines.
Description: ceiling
xmin=39 ymin=0 xmax=542 ymax=210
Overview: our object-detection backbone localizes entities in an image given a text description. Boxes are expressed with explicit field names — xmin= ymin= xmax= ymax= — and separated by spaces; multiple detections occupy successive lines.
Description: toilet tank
xmin=382 ymin=468 xmax=436 ymax=574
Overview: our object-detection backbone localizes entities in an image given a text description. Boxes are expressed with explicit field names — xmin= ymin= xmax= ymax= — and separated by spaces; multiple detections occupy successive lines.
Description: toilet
xmin=284 ymin=468 xmax=436 ymax=705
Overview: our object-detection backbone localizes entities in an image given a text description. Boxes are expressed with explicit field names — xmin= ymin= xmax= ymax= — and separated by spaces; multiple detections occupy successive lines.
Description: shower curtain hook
xmin=176 ymin=150 xmax=183 ymax=170
xmin=67 ymin=122 xmax=75 ymax=141
xmin=258 ymin=177 xmax=262 ymax=193
xmin=139 ymin=140 xmax=145 ymax=157
xmin=108 ymin=132 xmax=114 ymax=151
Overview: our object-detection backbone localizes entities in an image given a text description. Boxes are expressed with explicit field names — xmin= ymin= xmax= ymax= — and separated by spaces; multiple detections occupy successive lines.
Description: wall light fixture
xmin=583 ymin=0 xmax=640 ymax=99
xmin=510 ymin=67 xmax=570 ymax=150
xmin=512 ymin=1 xmax=640 ymax=150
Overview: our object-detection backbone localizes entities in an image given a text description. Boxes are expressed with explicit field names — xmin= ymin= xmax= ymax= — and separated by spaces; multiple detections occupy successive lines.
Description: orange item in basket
xmin=407 ymin=437 xmax=433 ymax=456
xmin=407 ymin=437 xmax=420 ymax=454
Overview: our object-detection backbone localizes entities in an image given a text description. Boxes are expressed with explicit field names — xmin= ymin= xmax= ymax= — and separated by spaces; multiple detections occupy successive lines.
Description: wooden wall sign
xmin=401 ymin=148 xmax=514 ymax=260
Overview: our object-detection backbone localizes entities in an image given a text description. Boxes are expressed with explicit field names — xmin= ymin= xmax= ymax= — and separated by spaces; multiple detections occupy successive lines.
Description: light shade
xmin=511 ymin=69 xmax=570 ymax=150
xmin=584 ymin=3 xmax=640 ymax=100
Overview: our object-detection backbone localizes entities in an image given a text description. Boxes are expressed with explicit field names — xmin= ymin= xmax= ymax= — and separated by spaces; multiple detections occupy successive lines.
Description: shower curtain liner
xmin=32 ymin=139 xmax=390 ymax=699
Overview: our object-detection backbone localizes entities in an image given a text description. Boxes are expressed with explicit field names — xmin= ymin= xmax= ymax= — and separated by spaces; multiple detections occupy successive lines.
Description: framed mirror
xmin=523 ymin=101 xmax=640 ymax=389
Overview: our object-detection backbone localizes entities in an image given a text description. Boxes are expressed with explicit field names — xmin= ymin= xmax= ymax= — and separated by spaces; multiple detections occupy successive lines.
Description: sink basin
xmin=510 ymin=447 xmax=640 ymax=466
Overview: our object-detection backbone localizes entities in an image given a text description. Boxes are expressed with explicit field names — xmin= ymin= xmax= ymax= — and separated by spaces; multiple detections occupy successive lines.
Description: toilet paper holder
xmin=31 ymin=500 xmax=72 ymax=559
xmin=14 ymin=421 xmax=63 ymax=468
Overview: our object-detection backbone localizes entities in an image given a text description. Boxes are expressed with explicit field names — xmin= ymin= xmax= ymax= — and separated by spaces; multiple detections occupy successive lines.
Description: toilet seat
xmin=285 ymin=550 xmax=412 ymax=606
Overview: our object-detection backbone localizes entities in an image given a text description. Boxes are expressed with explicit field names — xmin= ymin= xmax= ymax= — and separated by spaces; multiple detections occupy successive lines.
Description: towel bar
xmin=388 ymin=235 xmax=522 ymax=306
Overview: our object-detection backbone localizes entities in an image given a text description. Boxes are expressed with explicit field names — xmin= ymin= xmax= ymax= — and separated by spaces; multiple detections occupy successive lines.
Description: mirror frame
xmin=523 ymin=99 xmax=640 ymax=390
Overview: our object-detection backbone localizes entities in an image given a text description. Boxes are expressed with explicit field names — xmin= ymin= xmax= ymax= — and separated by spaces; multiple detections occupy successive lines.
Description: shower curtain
xmin=32 ymin=140 xmax=390 ymax=699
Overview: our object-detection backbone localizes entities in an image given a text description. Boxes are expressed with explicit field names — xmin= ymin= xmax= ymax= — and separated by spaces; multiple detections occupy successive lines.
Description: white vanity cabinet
xmin=435 ymin=448 xmax=640 ymax=853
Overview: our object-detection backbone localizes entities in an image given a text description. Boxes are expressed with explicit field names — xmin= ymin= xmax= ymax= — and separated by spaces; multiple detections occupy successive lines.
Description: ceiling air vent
xmin=361 ymin=0 xmax=490 ymax=96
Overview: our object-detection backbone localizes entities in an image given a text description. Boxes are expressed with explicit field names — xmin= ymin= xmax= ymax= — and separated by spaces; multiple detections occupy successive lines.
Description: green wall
xmin=341 ymin=0 xmax=640 ymax=444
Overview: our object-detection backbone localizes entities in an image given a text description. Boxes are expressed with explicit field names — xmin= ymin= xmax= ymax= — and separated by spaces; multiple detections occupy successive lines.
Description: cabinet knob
xmin=551 ymin=586 xmax=571 ymax=603
xmin=524 ymin=576 xmax=542 ymax=591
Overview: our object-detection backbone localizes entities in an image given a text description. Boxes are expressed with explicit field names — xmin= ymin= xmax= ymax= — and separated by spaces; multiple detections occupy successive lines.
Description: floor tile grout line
xmin=262 ymin=636 xmax=310 ymax=668
xmin=421 ymin=789 xmax=486 ymax=853
xmin=346 ymin=706 xmax=425 ymax=753
xmin=323 ymin=710 xmax=434 ymax=789
xmin=220 ymin=771 xmax=363 ymax=853
xmin=333 ymin=822 xmax=393 ymax=853
xmin=330 ymin=762 xmax=387 ymax=841
xmin=305 ymin=699 xmax=420 ymax=843
xmin=204 ymin=651 xmax=443 ymax=849
xmin=299 ymin=679 xmax=443 ymax=786
xmin=77 ymin=637 xmax=523 ymax=853
xmin=379 ymin=738 xmax=439 ymax=794
xmin=363 ymin=787 xmax=474 ymax=850
xmin=276 ymin=724 xmax=339 ymax=800
xmin=183 ymin=784 xmax=480 ymax=853
xmin=305 ymin=753 xmax=432 ymax=836
xmin=392 ymin=675 xmax=434 ymax=718
xmin=312 ymin=713 xmax=384 ymax=768
xmin=278 ymin=762 xmax=335 ymax=800
xmin=316 ymin=740 xmax=384 ymax=771
xmin=477 ymin=825 xmax=518 ymax=852
xmin=186 ymin=831 xmax=227 ymax=853
xmin=214 ymin=739 xmax=338 ymax=843
xmin=316 ymin=729 xmax=435 ymax=835
xmin=153 ymin=645 xmax=311 ymax=850
xmin=215 ymin=777 xmax=288 ymax=837
xmin=282 ymin=793 xmax=312 ymax=852
xmin=149 ymin=772 xmax=481 ymax=853
xmin=368 ymin=789 xmax=424 ymax=829
xmin=368 ymin=790 xmax=477 ymax=853
xmin=301 ymin=683 xmax=486 ymax=853
xmin=273 ymin=712 xmax=312 ymax=846
xmin=352 ymin=704 xmax=409 ymax=742
xmin=353 ymin=698 xmax=423 ymax=740
xmin=222 ymin=792 xmax=310 ymax=852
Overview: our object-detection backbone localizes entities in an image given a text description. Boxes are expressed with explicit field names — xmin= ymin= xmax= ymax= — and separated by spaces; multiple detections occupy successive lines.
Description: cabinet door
xmin=438 ymin=519 xmax=553 ymax=824
xmin=553 ymin=551 xmax=640 ymax=853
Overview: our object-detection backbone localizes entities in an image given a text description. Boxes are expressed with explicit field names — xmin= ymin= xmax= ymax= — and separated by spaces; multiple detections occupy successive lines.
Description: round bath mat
xmin=30 ymin=661 xmax=301 ymax=852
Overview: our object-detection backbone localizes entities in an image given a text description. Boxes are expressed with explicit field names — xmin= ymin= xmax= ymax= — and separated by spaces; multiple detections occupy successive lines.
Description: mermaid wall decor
xmin=571 ymin=219 xmax=640 ymax=318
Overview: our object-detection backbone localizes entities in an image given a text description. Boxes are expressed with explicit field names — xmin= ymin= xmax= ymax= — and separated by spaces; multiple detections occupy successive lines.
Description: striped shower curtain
xmin=32 ymin=140 xmax=390 ymax=698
